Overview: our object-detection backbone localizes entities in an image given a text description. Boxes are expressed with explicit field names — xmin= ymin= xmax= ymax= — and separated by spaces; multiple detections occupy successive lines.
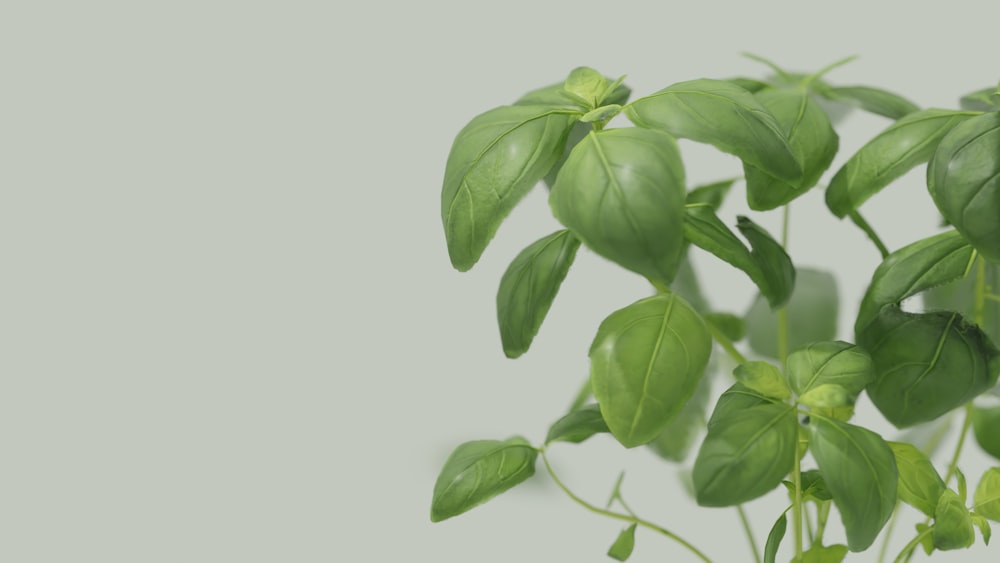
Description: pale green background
xmin=3 ymin=0 xmax=999 ymax=561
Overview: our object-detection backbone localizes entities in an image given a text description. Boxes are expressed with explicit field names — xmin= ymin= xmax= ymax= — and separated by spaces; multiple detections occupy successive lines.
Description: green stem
xmin=540 ymin=451 xmax=713 ymax=563
xmin=804 ymin=502 xmax=814 ymax=545
xmin=778 ymin=203 xmax=802 ymax=561
xmin=849 ymin=210 xmax=890 ymax=259
xmin=893 ymin=527 xmax=932 ymax=563
xmin=984 ymin=293 xmax=1000 ymax=304
xmin=943 ymin=402 xmax=974 ymax=486
xmin=737 ymin=505 xmax=762 ymax=563
xmin=791 ymin=444 xmax=804 ymax=560
xmin=707 ymin=320 xmax=749 ymax=364
xmin=814 ymin=500 xmax=831 ymax=546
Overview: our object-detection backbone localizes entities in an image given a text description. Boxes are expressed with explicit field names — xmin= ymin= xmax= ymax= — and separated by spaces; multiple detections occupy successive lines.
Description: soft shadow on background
xmin=3 ymin=1 xmax=999 ymax=561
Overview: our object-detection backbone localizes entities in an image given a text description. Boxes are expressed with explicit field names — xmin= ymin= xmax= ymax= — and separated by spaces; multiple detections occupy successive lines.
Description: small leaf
xmin=933 ymin=489 xmax=975 ymax=550
xmin=786 ymin=341 xmax=873 ymax=399
xmin=545 ymin=404 xmax=610 ymax=445
xmin=810 ymin=417 xmax=897 ymax=551
xmin=888 ymin=441 xmax=946 ymax=517
xmin=607 ymin=524 xmax=637 ymax=561
xmin=733 ymin=361 xmax=791 ymax=400
xmin=959 ymin=87 xmax=1000 ymax=112
xmin=916 ymin=523 xmax=936 ymax=555
xmin=686 ymin=178 xmax=736 ymax=211
xmin=825 ymin=109 xmax=976 ymax=217
xmin=737 ymin=216 xmax=797 ymax=307
xmin=430 ymin=437 xmax=537 ymax=522
xmin=746 ymin=269 xmax=838 ymax=359
xmin=580 ymin=104 xmax=623 ymax=123
xmin=958 ymin=467 xmax=968 ymax=503
xmin=590 ymin=293 xmax=712 ymax=447
xmin=801 ymin=469 xmax=833 ymax=502
xmin=704 ymin=312 xmax=745 ymax=342
xmin=973 ymin=406 xmax=1000 ymax=461
xmin=974 ymin=467 xmax=1000 ymax=521
xmin=972 ymin=513 xmax=992 ymax=545
xmin=497 ymin=230 xmax=581 ymax=358
xmin=564 ymin=67 xmax=609 ymax=108
xmin=798 ymin=384 xmax=850 ymax=409
xmin=800 ymin=543 xmax=849 ymax=562
xmin=818 ymin=85 xmax=920 ymax=119
xmin=763 ymin=512 xmax=787 ymax=563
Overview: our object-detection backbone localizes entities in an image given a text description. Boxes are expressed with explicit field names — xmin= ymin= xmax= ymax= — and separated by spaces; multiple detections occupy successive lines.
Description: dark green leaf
xmin=704 ymin=312 xmax=745 ymax=342
xmin=607 ymin=524 xmax=637 ymax=561
xmin=924 ymin=259 xmax=1000 ymax=345
xmin=497 ymin=230 xmax=581 ymax=358
xmin=625 ymin=79 xmax=801 ymax=183
xmin=888 ymin=441 xmax=946 ymax=517
xmin=746 ymin=269 xmax=838 ymax=359
xmin=825 ymin=109 xmax=976 ymax=217
xmin=799 ymin=543 xmax=848 ymax=562
xmin=800 ymin=469 xmax=833 ymax=501
xmin=693 ymin=402 xmax=797 ymax=506
xmin=589 ymin=293 xmax=712 ymax=447
xmin=737 ymin=216 xmax=797 ymax=307
xmin=809 ymin=417 xmax=897 ymax=551
xmin=763 ymin=512 xmax=787 ymax=563
xmin=647 ymin=365 xmax=713 ymax=462
xmin=933 ymin=489 xmax=975 ymax=550
xmin=973 ymin=406 xmax=1000 ymax=461
xmin=818 ymin=85 xmax=920 ymax=119
xmin=545 ymin=404 xmax=609 ymax=445
xmin=744 ymin=88 xmax=839 ymax=210
xmin=550 ymin=128 xmax=686 ymax=286
xmin=686 ymin=178 xmax=736 ymax=211
xmin=974 ymin=467 xmax=1000 ymax=521
xmin=733 ymin=361 xmax=791 ymax=400
xmin=959 ymin=87 xmax=1000 ymax=112
xmin=430 ymin=437 xmax=537 ymax=522
xmin=928 ymin=112 xmax=1000 ymax=262
xmin=786 ymin=341 xmax=873 ymax=398
xmin=442 ymin=105 xmax=579 ymax=270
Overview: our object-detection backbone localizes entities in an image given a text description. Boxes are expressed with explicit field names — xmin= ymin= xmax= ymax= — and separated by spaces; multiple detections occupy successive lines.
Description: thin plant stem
xmin=791 ymin=445 xmax=804 ymax=560
xmin=943 ymin=402 xmax=974 ymax=486
xmin=736 ymin=505 xmax=762 ymax=563
xmin=804 ymin=502 xmax=814 ymax=545
xmin=814 ymin=500 xmax=831 ymax=546
xmin=707 ymin=320 xmax=748 ymax=364
xmin=849 ymin=210 xmax=890 ymax=259
xmin=540 ymin=451 xmax=713 ymax=563
xmin=893 ymin=527 xmax=932 ymax=563
xmin=984 ymin=293 xmax=1000 ymax=303
xmin=778 ymin=204 xmax=802 ymax=561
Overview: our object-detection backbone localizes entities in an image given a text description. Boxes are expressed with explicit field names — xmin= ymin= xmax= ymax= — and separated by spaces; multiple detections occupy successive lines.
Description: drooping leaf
xmin=607 ymin=524 xmax=637 ymax=561
xmin=809 ymin=417 xmax=897 ymax=551
xmin=550 ymin=128 xmax=686 ymax=286
xmin=746 ymin=268 xmax=838 ymax=359
xmin=763 ymin=512 xmax=787 ymax=563
xmin=744 ymin=88 xmax=839 ymax=210
xmin=686 ymin=178 xmax=736 ymax=211
xmin=647 ymin=364 xmax=713 ymax=462
xmin=888 ymin=441 xmax=946 ymax=517
xmin=825 ymin=109 xmax=976 ymax=217
xmin=959 ymin=87 xmax=1000 ymax=112
xmin=817 ymin=85 xmax=920 ymax=120
xmin=933 ymin=489 xmax=975 ymax=550
xmin=545 ymin=404 xmax=609 ymax=445
xmin=737 ymin=216 xmax=797 ymax=306
xmin=928 ymin=112 xmax=1000 ymax=262
xmin=972 ymin=406 xmax=1000 ymax=461
xmin=430 ymin=437 xmax=537 ymax=522
xmin=625 ymin=79 xmax=801 ymax=183
xmin=733 ymin=361 xmax=791 ymax=400
xmin=786 ymin=341 xmax=873 ymax=399
xmin=799 ymin=543 xmax=849 ymax=562
xmin=442 ymin=105 xmax=579 ymax=270
xmin=589 ymin=293 xmax=712 ymax=447
xmin=974 ymin=467 xmax=1000 ymax=521
xmin=497 ymin=230 xmax=581 ymax=358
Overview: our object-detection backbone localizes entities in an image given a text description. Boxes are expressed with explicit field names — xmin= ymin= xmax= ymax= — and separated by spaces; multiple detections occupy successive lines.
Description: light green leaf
xmin=825 ymin=109 xmax=976 ymax=217
xmin=430 ymin=437 xmax=537 ymax=522
xmin=545 ymin=404 xmax=609 ymax=445
xmin=973 ymin=406 xmax=1000 ymax=461
xmin=550 ymin=128 xmax=686 ymax=286
xmin=590 ymin=293 xmax=712 ymax=447
xmin=786 ymin=341 xmax=873 ymax=398
xmin=916 ymin=523 xmax=936 ymax=555
xmin=607 ymin=524 xmax=637 ymax=561
xmin=888 ymin=441 xmax=946 ymax=517
xmin=564 ymin=67 xmax=608 ymax=108
xmin=733 ymin=361 xmax=791 ymax=400
xmin=497 ymin=230 xmax=581 ymax=358
xmin=809 ymin=417 xmax=897 ymax=551
xmin=763 ymin=512 xmax=787 ymax=563
xmin=442 ymin=105 xmax=579 ymax=270
xmin=933 ymin=489 xmax=975 ymax=550
xmin=686 ymin=178 xmax=736 ymax=211
xmin=515 ymin=74 xmax=631 ymax=110
xmin=580 ymin=104 xmax=622 ymax=123
xmin=928 ymin=112 xmax=1000 ymax=262
xmin=625 ymin=79 xmax=801 ymax=183
xmin=725 ymin=77 xmax=771 ymax=93
xmin=704 ymin=312 xmax=745 ymax=342
xmin=974 ymin=467 xmax=1000 ymax=521
xmin=959 ymin=87 xmax=1000 ymax=112
xmin=958 ymin=467 xmax=968 ymax=503
xmin=799 ymin=543 xmax=849 ymax=562
xmin=818 ymin=85 xmax=920 ymax=119
xmin=799 ymin=384 xmax=850 ymax=409
xmin=746 ymin=269 xmax=838 ymax=359
xmin=972 ymin=513 xmax=992 ymax=545
xmin=647 ymin=365 xmax=713 ymax=462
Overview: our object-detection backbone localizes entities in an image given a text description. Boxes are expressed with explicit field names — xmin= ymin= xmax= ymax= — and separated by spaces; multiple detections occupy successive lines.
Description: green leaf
xmin=786 ymin=341 xmax=873 ymax=399
xmin=973 ymin=406 xmax=1000 ymax=461
xmin=928 ymin=112 xmax=1000 ymax=262
xmin=550 ymin=128 xmax=686 ymax=286
xmin=647 ymin=365 xmax=713 ymax=462
xmin=818 ymin=85 xmax=920 ymax=119
xmin=580 ymin=104 xmax=622 ymax=123
xmin=693 ymin=401 xmax=797 ymax=506
xmin=916 ymin=523 xmax=936 ymax=555
xmin=497 ymin=230 xmax=581 ymax=358
xmin=725 ymin=77 xmax=771 ymax=93
xmin=686 ymin=178 xmax=736 ymax=211
xmin=958 ymin=467 xmax=968 ymax=503
xmin=933 ymin=489 xmax=975 ymax=550
xmin=515 ymin=74 xmax=631 ymax=109
xmin=763 ymin=512 xmax=787 ymax=563
xmin=888 ymin=441 xmax=946 ymax=517
xmin=974 ymin=467 xmax=1000 ymax=521
xmin=708 ymin=383 xmax=776 ymax=424
xmin=442 ymin=105 xmax=579 ymax=270
xmin=733 ymin=361 xmax=791 ymax=400
xmin=589 ymin=293 xmax=712 ymax=447
xmin=625 ymin=79 xmax=801 ymax=183
xmin=800 ymin=469 xmax=833 ymax=502
xmin=799 ymin=543 xmax=849 ymax=563
xmin=809 ymin=417 xmax=897 ymax=551
xmin=545 ymin=404 xmax=609 ymax=445
xmin=683 ymin=207 xmax=796 ymax=307
xmin=798 ymin=384 xmax=850 ymax=409
xmin=972 ymin=513 xmax=992 ymax=545
xmin=608 ymin=524 xmax=636 ymax=561
xmin=924 ymin=259 xmax=1000 ymax=345
xmin=704 ymin=312 xmax=745 ymax=342
xmin=564 ymin=67 xmax=608 ymax=108
xmin=825 ymin=109 xmax=976 ymax=217
xmin=746 ymin=269 xmax=838 ymax=359
xmin=607 ymin=524 xmax=637 ymax=561
xmin=744 ymin=88 xmax=839 ymax=210
xmin=959 ymin=87 xmax=1000 ymax=112
xmin=430 ymin=437 xmax=537 ymax=522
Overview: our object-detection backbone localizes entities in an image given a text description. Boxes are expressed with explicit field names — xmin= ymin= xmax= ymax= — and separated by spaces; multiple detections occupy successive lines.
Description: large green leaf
xmin=625 ymin=79 xmax=801 ymax=183
xmin=693 ymin=400 xmax=797 ymax=506
xmin=786 ymin=341 xmax=873 ymax=399
xmin=442 ymin=105 xmax=579 ymax=270
xmin=590 ymin=293 xmax=712 ymax=448
xmin=744 ymin=88 xmax=839 ymax=210
xmin=933 ymin=489 xmax=976 ymax=550
xmin=746 ymin=268 xmax=839 ymax=359
xmin=817 ymin=85 xmax=920 ymax=120
xmin=975 ymin=467 xmax=1000 ymax=521
xmin=809 ymin=417 xmax=897 ymax=552
xmin=496 ymin=230 xmax=581 ymax=358
xmin=825 ymin=109 xmax=976 ymax=217
xmin=928 ymin=112 xmax=1000 ymax=262
xmin=430 ymin=436 xmax=537 ymax=522
xmin=972 ymin=405 xmax=1000 ymax=461
xmin=550 ymin=128 xmax=686 ymax=286
xmin=545 ymin=404 xmax=609 ymax=445
xmin=888 ymin=441 xmax=946 ymax=517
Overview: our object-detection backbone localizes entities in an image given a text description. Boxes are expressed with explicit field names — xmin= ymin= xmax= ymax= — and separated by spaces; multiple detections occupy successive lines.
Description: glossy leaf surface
xmin=590 ymin=293 xmax=711 ymax=447
xmin=972 ymin=406 xmax=1000 ymax=461
xmin=545 ymin=404 xmax=609 ymax=445
xmin=810 ymin=417 xmax=897 ymax=551
xmin=786 ymin=341 xmax=873 ymax=399
xmin=607 ymin=524 xmax=637 ymax=561
xmin=497 ymin=230 xmax=581 ymax=358
xmin=975 ymin=467 xmax=1000 ymax=521
xmin=819 ymin=85 xmax=920 ymax=120
xmin=826 ymin=109 xmax=975 ymax=217
xmin=430 ymin=437 xmax=537 ymax=522
xmin=933 ymin=489 xmax=975 ymax=550
xmin=928 ymin=112 xmax=1000 ymax=262
xmin=551 ymin=128 xmax=686 ymax=286
xmin=746 ymin=269 xmax=838 ymax=359
xmin=888 ymin=441 xmax=946 ymax=517
xmin=442 ymin=105 xmax=578 ymax=270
